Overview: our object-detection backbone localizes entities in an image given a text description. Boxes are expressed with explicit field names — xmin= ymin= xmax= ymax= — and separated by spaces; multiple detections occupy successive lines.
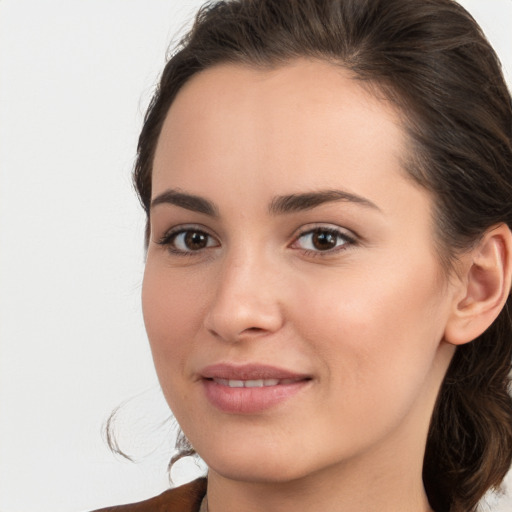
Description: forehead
xmin=152 ymin=59 xmax=412 ymax=207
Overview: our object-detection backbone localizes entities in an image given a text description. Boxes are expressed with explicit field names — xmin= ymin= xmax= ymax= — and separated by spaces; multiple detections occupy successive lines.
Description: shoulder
xmin=90 ymin=478 xmax=207 ymax=512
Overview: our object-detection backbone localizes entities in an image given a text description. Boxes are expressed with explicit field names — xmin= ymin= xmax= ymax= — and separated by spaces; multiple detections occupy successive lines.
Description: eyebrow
xmin=151 ymin=189 xmax=219 ymax=217
xmin=269 ymin=189 xmax=380 ymax=214
xmin=150 ymin=188 xmax=380 ymax=217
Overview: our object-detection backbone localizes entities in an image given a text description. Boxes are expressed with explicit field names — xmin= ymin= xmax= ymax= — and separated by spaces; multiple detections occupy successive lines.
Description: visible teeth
xmin=245 ymin=379 xmax=264 ymax=388
xmin=213 ymin=378 xmax=283 ymax=387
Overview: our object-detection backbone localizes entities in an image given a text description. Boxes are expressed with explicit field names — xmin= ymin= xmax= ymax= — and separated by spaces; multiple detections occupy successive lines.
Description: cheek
xmin=290 ymin=256 xmax=448 ymax=402
xmin=141 ymin=261 xmax=207 ymax=384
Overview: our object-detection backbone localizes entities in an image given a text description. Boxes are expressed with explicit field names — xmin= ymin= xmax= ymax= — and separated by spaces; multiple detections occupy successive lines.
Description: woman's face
xmin=143 ymin=60 xmax=458 ymax=483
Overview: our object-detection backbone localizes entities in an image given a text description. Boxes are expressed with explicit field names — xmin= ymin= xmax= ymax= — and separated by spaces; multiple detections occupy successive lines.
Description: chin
xmin=198 ymin=436 xmax=336 ymax=486
xmin=207 ymin=457 xmax=311 ymax=485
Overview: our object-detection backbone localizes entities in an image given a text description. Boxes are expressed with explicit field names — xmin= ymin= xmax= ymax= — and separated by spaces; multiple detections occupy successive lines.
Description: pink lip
xmin=200 ymin=363 xmax=312 ymax=414
xmin=201 ymin=363 xmax=309 ymax=381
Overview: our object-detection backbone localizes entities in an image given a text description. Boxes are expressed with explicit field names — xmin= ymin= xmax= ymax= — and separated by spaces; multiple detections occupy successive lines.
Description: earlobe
xmin=444 ymin=223 xmax=512 ymax=346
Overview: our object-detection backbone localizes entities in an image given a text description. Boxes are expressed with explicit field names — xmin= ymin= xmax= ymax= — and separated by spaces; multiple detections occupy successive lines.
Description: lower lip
xmin=203 ymin=379 xmax=310 ymax=414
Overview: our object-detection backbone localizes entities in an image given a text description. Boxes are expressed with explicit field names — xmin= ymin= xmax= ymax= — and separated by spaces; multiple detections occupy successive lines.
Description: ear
xmin=444 ymin=223 xmax=512 ymax=346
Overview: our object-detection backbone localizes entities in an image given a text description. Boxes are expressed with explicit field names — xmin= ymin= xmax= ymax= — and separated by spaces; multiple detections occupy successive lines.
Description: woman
xmin=97 ymin=0 xmax=512 ymax=511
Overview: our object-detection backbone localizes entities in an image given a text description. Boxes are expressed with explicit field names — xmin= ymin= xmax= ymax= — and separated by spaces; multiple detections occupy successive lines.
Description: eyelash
xmin=157 ymin=225 xmax=219 ymax=256
xmin=156 ymin=225 xmax=357 ymax=257
xmin=292 ymin=226 xmax=357 ymax=257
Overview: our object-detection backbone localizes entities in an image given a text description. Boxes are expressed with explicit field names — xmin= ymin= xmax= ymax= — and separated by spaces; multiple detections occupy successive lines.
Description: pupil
xmin=185 ymin=231 xmax=207 ymax=250
xmin=313 ymin=231 xmax=336 ymax=250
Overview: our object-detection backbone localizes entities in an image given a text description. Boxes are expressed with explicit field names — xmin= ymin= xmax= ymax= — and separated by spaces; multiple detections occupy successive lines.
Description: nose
xmin=204 ymin=250 xmax=285 ymax=342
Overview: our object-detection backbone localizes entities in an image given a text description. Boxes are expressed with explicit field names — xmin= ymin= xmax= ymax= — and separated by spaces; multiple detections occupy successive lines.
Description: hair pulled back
xmin=133 ymin=1 xmax=512 ymax=510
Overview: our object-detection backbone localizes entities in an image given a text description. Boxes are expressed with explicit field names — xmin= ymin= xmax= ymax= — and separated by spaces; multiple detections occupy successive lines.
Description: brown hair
xmin=132 ymin=1 xmax=512 ymax=510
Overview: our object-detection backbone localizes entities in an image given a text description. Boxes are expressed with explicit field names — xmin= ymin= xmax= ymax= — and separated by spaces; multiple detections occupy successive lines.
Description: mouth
xmin=200 ymin=363 xmax=312 ymax=414
xmin=201 ymin=362 xmax=311 ymax=381
xmin=210 ymin=377 xmax=304 ymax=388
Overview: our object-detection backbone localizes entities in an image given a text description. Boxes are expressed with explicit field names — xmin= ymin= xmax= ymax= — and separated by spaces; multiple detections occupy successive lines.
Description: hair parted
xmin=131 ymin=1 xmax=512 ymax=511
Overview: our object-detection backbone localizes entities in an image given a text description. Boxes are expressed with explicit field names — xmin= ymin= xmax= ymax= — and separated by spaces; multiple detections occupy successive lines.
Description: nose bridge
xmin=205 ymin=243 xmax=284 ymax=341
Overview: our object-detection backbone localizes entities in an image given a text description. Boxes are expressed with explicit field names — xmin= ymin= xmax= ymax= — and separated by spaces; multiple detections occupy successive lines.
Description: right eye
xmin=157 ymin=227 xmax=219 ymax=255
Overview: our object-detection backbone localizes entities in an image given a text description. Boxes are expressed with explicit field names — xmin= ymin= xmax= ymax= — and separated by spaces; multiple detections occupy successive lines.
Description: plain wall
xmin=0 ymin=1 xmax=511 ymax=511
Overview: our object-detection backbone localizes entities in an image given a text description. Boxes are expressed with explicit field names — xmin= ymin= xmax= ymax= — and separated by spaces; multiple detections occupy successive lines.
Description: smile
xmin=200 ymin=364 xmax=312 ymax=414
xmin=212 ymin=378 xmax=302 ymax=388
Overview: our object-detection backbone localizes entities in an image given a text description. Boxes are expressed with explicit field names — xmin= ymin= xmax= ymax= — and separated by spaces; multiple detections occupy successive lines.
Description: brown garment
xmin=91 ymin=478 xmax=207 ymax=512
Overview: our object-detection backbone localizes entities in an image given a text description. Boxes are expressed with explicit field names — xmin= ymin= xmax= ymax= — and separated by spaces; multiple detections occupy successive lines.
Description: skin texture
xmin=142 ymin=60 xmax=471 ymax=512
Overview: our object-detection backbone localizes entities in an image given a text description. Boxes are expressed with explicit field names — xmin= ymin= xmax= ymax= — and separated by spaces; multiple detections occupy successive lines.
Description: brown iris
xmin=184 ymin=231 xmax=209 ymax=250
xmin=311 ymin=230 xmax=338 ymax=250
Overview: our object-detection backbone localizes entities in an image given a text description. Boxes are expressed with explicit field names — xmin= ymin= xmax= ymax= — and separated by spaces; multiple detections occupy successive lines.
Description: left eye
xmin=158 ymin=228 xmax=219 ymax=254
xmin=293 ymin=228 xmax=353 ymax=252
xmin=172 ymin=230 xmax=217 ymax=251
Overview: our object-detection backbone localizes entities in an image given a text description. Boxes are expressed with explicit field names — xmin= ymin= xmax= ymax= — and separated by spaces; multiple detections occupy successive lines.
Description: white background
xmin=1 ymin=1 xmax=511 ymax=511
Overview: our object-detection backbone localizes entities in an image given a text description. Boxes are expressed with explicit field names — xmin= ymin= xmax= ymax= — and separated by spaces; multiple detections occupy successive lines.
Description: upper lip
xmin=200 ymin=363 xmax=311 ymax=381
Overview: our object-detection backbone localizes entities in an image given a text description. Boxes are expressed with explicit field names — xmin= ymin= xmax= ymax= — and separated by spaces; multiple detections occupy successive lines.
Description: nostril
xmin=207 ymin=325 xmax=269 ymax=343
xmin=243 ymin=327 xmax=266 ymax=334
